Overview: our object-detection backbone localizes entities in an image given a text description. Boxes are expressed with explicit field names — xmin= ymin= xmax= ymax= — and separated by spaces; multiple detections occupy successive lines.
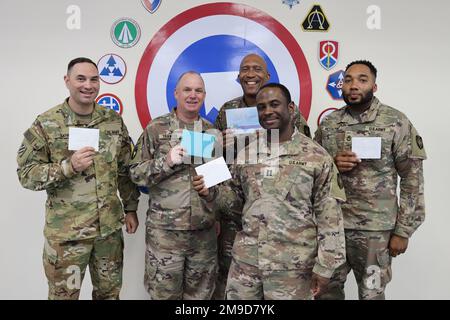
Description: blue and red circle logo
xmin=96 ymin=93 xmax=123 ymax=115
xmin=135 ymin=2 xmax=312 ymax=128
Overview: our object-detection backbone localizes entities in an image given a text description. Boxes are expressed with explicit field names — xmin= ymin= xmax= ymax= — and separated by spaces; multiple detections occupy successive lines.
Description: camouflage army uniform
xmin=17 ymin=99 xmax=139 ymax=300
xmin=130 ymin=109 xmax=218 ymax=300
xmin=210 ymin=129 xmax=346 ymax=300
xmin=314 ymin=97 xmax=426 ymax=300
xmin=212 ymin=96 xmax=311 ymax=299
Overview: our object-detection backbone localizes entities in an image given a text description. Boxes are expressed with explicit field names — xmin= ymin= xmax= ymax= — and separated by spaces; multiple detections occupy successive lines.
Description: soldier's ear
xmin=287 ymin=102 xmax=295 ymax=115
xmin=64 ymin=75 xmax=70 ymax=88
xmin=373 ymin=83 xmax=378 ymax=93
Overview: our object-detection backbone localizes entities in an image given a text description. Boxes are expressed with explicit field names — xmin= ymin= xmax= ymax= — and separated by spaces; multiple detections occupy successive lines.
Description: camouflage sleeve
xmin=393 ymin=121 xmax=426 ymax=238
xmin=117 ymin=120 xmax=140 ymax=212
xmin=312 ymin=160 xmax=346 ymax=278
xmin=17 ymin=119 xmax=75 ymax=191
xmin=293 ymin=105 xmax=311 ymax=138
xmin=214 ymin=165 xmax=245 ymax=219
xmin=214 ymin=103 xmax=227 ymax=131
xmin=129 ymin=128 xmax=183 ymax=188
xmin=313 ymin=125 xmax=324 ymax=145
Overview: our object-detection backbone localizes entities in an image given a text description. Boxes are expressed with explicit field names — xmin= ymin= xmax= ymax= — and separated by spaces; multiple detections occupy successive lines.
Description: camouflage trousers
xmin=212 ymin=217 xmax=242 ymax=300
xmin=145 ymin=226 xmax=217 ymax=300
xmin=43 ymin=229 xmax=123 ymax=300
xmin=226 ymin=258 xmax=313 ymax=300
xmin=318 ymin=230 xmax=392 ymax=300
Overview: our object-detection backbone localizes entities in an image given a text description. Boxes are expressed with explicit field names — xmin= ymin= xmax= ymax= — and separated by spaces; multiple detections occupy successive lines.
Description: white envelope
xmin=195 ymin=157 xmax=232 ymax=188
xmin=68 ymin=127 xmax=99 ymax=151
xmin=352 ymin=136 xmax=381 ymax=159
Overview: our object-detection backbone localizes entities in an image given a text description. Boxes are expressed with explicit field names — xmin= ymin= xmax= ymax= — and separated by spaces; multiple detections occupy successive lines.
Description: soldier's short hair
xmin=258 ymin=83 xmax=292 ymax=104
xmin=67 ymin=57 xmax=98 ymax=74
xmin=175 ymin=71 xmax=205 ymax=90
xmin=346 ymin=60 xmax=377 ymax=79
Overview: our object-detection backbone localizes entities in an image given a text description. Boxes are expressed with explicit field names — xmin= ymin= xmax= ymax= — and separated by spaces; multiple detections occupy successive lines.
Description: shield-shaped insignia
xmin=319 ymin=40 xmax=339 ymax=70
xmin=141 ymin=0 xmax=162 ymax=14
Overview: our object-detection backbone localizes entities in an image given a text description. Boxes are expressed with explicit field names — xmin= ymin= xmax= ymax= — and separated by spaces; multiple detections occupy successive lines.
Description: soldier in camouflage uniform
xmin=130 ymin=71 xmax=218 ymax=300
xmin=16 ymin=57 xmax=140 ymax=300
xmin=314 ymin=60 xmax=426 ymax=300
xmin=212 ymin=54 xmax=311 ymax=299
xmin=194 ymin=83 xmax=346 ymax=299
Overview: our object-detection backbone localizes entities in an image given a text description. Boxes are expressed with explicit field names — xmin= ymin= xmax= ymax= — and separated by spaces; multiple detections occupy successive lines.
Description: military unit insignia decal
xmin=97 ymin=54 xmax=127 ymax=84
xmin=302 ymin=5 xmax=330 ymax=32
xmin=111 ymin=18 xmax=141 ymax=48
xmin=141 ymin=0 xmax=162 ymax=14
xmin=319 ymin=41 xmax=339 ymax=70
xmin=282 ymin=0 xmax=300 ymax=9
xmin=96 ymin=93 xmax=124 ymax=115
xmin=326 ymin=70 xmax=345 ymax=100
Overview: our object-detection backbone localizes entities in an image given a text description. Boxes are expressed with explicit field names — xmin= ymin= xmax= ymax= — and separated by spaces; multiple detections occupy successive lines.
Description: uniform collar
xmin=61 ymin=98 xmax=105 ymax=127
xmin=170 ymin=108 xmax=209 ymax=131
xmin=340 ymin=96 xmax=381 ymax=125
xmin=240 ymin=95 xmax=254 ymax=108
xmin=246 ymin=128 xmax=301 ymax=162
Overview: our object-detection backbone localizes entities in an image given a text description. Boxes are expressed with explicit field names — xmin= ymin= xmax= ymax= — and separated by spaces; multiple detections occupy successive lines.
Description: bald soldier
xmin=314 ymin=60 xmax=426 ymax=299
xmin=194 ymin=83 xmax=346 ymax=299
xmin=212 ymin=53 xmax=311 ymax=299
xmin=17 ymin=57 xmax=140 ymax=300
xmin=130 ymin=71 xmax=218 ymax=299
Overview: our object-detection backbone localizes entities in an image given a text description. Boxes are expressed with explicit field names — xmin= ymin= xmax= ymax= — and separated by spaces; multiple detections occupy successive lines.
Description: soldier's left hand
xmin=125 ymin=212 xmax=139 ymax=234
xmin=192 ymin=175 xmax=209 ymax=197
xmin=389 ymin=234 xmax=409 ymax=257
xmin=311 ymin=273 xmax=330 ymax=298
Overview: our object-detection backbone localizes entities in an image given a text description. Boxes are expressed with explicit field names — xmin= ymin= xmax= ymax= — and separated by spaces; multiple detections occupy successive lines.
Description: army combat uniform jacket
xmin=213 ymin=130 xmax=346 ymax=278
xmin=314 ymin=97 xmax=426 ymax=238
xmin=213 ymin=96 xmax=312 ymax=223
xmin=130 ymin=109 xmax=216 ymax=230
xmin=17 ymin=99 xmax=140 ymax=241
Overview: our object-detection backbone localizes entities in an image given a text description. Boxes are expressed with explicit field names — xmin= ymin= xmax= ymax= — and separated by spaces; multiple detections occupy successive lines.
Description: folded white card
xmin=68 ymin=127 xmax=99 ymax=151
xmin=352 ymin=137 xmax=381 ymax=159
xmin=195 ymin=157 xmax=232 ymax=188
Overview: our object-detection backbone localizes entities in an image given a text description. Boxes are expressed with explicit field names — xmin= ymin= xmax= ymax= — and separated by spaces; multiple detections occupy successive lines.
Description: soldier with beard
xmin=314 ymin=60 xmax=426 ymax=299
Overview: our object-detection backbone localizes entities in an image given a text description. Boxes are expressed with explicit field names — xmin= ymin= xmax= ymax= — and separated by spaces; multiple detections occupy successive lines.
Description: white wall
xmin=1 ymin=0 xmax=449 ymax=299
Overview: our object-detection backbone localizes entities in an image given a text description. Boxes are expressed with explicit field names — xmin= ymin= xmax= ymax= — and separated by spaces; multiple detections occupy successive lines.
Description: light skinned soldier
xmin=193 ymin=83 xmax=346 ymax=299
xmin=212 ymin=53 xmax=312 ymax=299
xmin=314 ymin=60 xmax=426 ymax=300
xmin=16 ymin=57 xmax=140 ymax=300
xmin=130 ymin=71 xmax=218 ymax=299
